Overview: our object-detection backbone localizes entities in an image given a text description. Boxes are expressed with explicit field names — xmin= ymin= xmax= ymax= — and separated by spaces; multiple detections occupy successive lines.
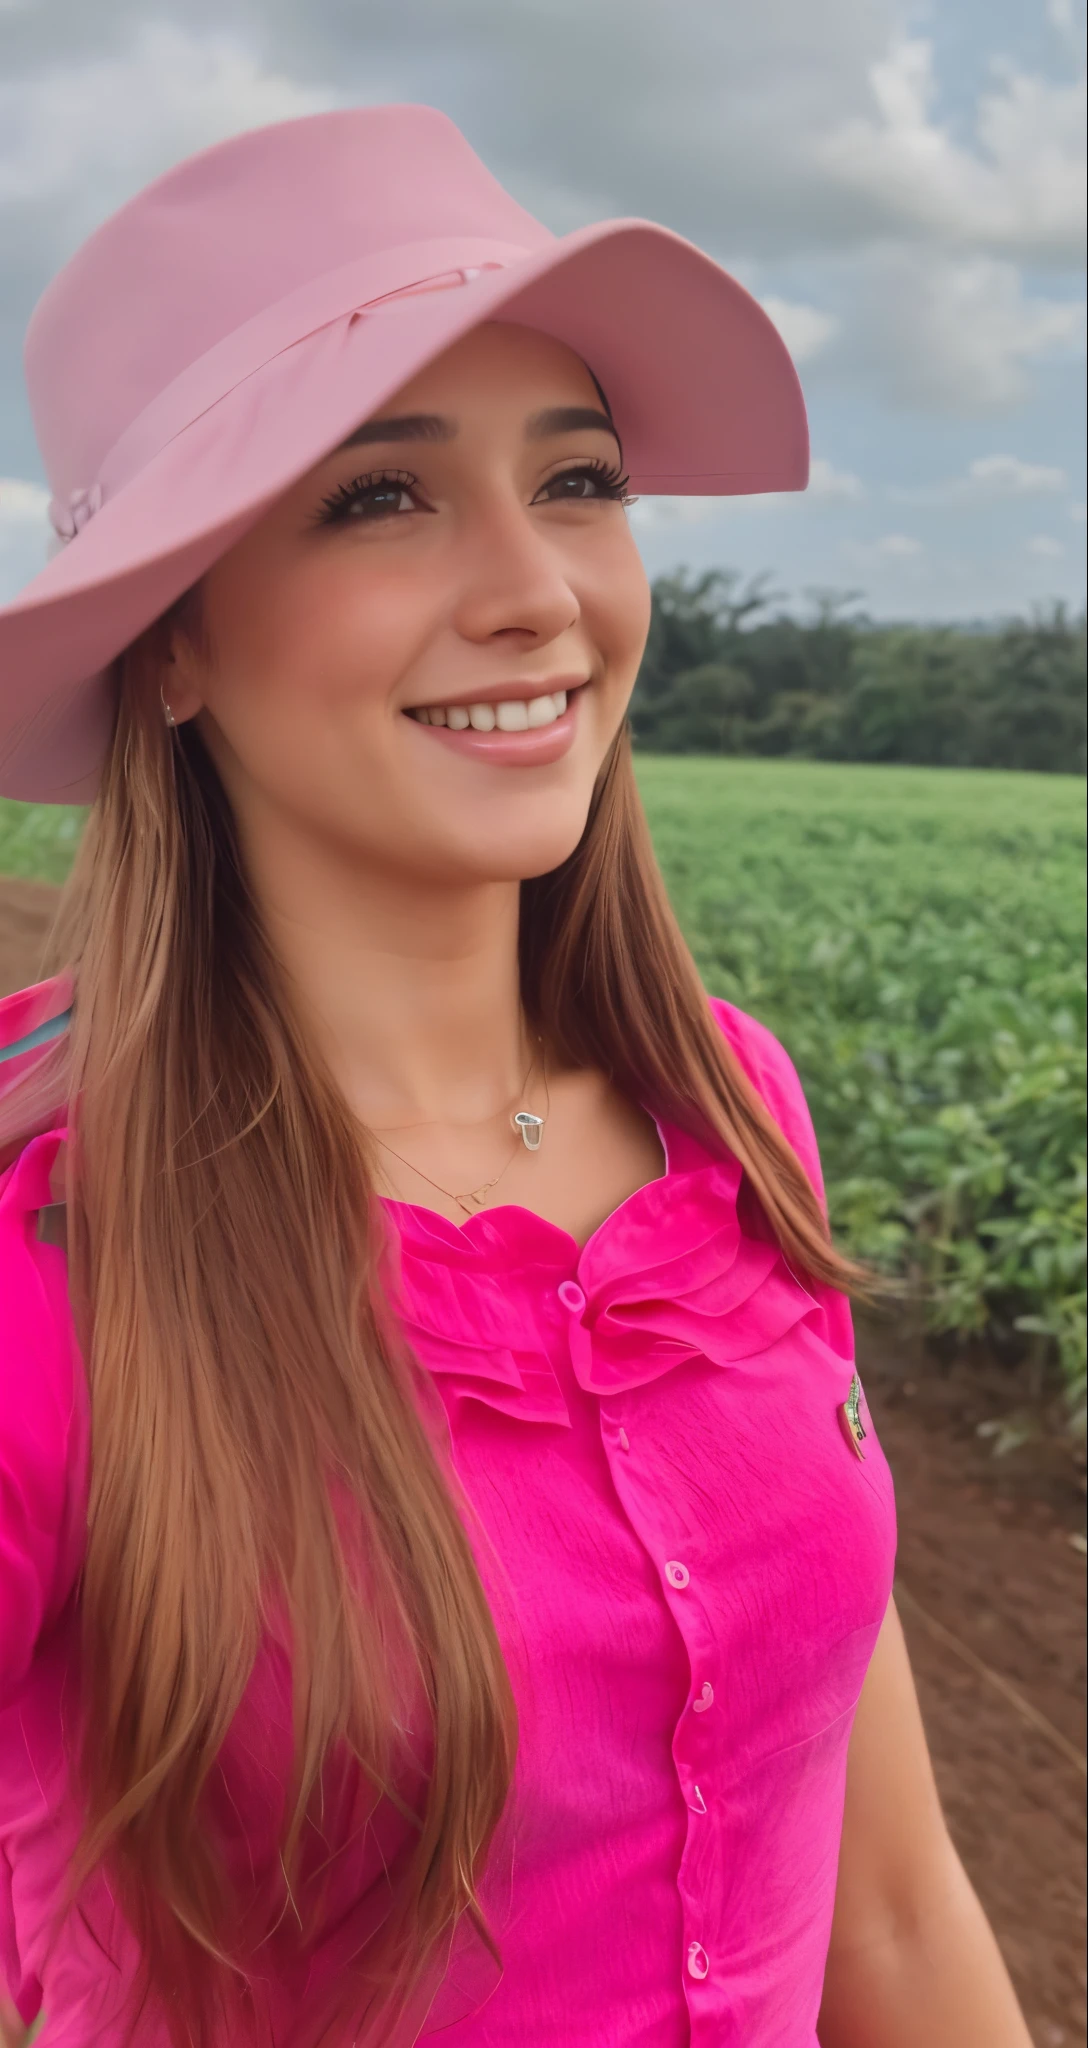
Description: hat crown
xmin=25 ymin=105 xmax=550 ymax=501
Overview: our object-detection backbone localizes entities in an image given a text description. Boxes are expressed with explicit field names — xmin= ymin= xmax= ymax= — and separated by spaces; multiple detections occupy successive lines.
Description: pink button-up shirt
xmin=0 ymin=986 xmax=896 ymax=2045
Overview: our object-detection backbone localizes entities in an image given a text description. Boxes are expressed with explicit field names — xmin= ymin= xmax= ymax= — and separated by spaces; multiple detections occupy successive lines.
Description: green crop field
xmin=0 ymin=798 xmax=85 ymax=886
xmin=3 ymin=758 xmax=1085 ymax=1417
xmin=635 ymin=758 xmax=1086 ymax=1420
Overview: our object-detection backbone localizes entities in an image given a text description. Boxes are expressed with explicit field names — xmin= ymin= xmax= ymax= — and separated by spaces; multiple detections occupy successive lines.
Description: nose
xmin=451 ymin=495 xmax=581 ymax=650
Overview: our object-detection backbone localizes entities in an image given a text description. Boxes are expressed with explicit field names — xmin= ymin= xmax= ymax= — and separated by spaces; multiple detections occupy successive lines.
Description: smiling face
xmin=166 ymin=321 xmax=652 ymax=891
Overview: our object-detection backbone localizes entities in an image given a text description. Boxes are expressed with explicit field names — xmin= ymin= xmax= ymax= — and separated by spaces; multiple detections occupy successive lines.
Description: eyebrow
xmin=527 ymin=406 xmax=619 ymax=443
xmin=337 ymin=405 xmax=620 ymax=451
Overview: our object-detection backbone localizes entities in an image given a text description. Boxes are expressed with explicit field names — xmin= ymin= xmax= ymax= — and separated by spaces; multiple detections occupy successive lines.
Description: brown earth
xmin=0 ymin=876 xmax=60 ymax=997
xmin=857 ymin=1313 xmax=1087 ymax=2048
xmin=2 ymin=879 xmax=1086 ymax=2047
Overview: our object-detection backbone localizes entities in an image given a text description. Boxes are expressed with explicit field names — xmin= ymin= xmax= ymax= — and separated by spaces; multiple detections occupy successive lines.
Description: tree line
xmin=630 ymin=570 xmax=1087 ymax=774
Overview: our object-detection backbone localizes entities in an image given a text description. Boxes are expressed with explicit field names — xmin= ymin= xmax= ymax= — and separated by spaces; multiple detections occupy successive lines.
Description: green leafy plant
xmin=630 ymin=573 xmax=1087 ymax=774
xmin=3 ymin=761 xmax=1085 ymax=1428
xmin=0 ymin=800 xmax=88 ymax=886
xmin=637 ymin=756 xmax=1087 ymax=1429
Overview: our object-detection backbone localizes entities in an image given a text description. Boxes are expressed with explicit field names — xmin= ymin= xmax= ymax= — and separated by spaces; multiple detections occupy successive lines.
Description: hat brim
xmin=0 ymin=218 xmax=807 ymax=802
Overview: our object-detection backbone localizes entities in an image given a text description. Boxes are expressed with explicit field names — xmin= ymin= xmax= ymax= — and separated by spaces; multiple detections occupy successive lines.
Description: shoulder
xmin=0 ymin=972 xmax=73 ymax=1174
xmin=0 ymin=973 xmax=73 ymax=1074
xmin=707 ymin=996 xmax=825 ymax=1206
xmin=0 ymin=982 xmax=87 ymax=1700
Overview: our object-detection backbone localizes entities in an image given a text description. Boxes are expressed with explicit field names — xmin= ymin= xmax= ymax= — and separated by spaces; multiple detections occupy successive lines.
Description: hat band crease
xmin=46 ymin=236 xmax=533 ymax=545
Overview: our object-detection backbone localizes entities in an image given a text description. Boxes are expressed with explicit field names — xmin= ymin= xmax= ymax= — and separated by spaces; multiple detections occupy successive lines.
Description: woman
xmin=0 ymin=106 xmax=1030 ymax=2048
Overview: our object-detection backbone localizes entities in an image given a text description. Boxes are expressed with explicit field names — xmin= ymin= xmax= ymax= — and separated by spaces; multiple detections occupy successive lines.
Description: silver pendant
xmin=512 ymin=1110 xmax=545 ymax=1152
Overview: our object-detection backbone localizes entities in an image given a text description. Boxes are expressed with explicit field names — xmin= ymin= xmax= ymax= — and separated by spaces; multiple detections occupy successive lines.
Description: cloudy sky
xmin=0 ymin=0 xmax=1084 ymax=620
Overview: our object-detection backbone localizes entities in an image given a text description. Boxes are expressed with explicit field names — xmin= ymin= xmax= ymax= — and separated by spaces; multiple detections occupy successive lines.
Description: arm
xmin=0 ymin=1995 xmax=32 ymax=2048
xmin=818 ymin=1600 xmax=1031 ymax=2048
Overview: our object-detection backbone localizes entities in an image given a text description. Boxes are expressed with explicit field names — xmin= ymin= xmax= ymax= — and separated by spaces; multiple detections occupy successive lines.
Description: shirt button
xmin=686 ymin=1941 xmax=710 ymax=1981
xmin=692 ymin=1681 xmax=715 ymax=1713
xmin=557 ymin=1280 xmax=586 ymax=1313
xmin=665 ymin=1560 xmax=690 ymax=1590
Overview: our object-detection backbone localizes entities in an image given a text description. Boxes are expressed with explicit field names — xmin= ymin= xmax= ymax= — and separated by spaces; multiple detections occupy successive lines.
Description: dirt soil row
xmin=857 ymin=1311 xmax=1086 ymax=2048
xmin=3 ymin=879 xmax=1086 ymax=2047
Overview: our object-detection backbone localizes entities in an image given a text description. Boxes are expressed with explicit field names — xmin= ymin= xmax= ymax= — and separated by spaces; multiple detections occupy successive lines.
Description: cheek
xmin=202 ymin=548 xmax=434 ymax=730
xmin=579 ymin=533 xmax=652 ymax=681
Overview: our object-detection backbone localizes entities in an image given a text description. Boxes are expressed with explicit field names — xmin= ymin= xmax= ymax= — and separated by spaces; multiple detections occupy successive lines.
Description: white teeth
xmin=411 ymin=688 xmax=575 ymax=732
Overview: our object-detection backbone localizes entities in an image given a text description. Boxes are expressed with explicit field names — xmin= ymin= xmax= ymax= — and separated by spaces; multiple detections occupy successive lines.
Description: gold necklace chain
xmin=371 ymin=1042 xmax=548 ymax=1217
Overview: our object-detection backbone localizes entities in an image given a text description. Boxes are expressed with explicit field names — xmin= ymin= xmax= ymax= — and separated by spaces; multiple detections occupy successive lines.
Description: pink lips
xmin=406 ymin=690 xmax=582 ymax=767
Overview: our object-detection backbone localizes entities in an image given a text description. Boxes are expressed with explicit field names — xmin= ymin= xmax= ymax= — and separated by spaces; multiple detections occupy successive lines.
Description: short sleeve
xmin=0 ymin=1128 xmax=88 ymax=1708
xmin=708 ymin=997 xmax=827 ymax=1210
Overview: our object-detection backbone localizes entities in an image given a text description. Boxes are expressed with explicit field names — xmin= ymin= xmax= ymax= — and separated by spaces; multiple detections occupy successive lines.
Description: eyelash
xmin=313 ymin=456 xmax=633 ymax=526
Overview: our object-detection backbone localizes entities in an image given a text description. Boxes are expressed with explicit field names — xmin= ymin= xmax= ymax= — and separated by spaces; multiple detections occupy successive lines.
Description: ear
xmin=156 ymin=601 xmax=209 ymax=725
xmin=160 ymin=641 xmax=207 ymax=726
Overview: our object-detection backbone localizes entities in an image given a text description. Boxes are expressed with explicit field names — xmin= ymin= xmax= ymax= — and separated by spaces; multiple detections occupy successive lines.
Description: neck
xmin=244 ymin=828 xmax=530 ymax=1132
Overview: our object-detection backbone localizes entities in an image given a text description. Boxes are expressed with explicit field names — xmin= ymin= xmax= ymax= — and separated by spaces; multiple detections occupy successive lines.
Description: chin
xmin=479 ymin=820 xmax=593 ymax=883
xmin=437 ymin=788 xmax=593 ymax=884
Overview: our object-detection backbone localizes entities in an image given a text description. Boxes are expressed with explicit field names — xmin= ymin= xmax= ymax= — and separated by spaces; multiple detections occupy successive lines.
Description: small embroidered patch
xmin=839 ymin=1371 xmax=867 ymax=1459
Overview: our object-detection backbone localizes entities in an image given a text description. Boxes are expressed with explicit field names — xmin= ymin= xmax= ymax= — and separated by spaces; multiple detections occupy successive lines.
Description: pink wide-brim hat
xmin=0 ymin=104 xmax=808 ymax=804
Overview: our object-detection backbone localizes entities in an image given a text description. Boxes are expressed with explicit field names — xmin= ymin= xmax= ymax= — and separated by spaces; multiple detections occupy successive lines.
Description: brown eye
xmin=314 ymin=471 xmax=422 ymax=525
xmin=537 ymin=461 xmax=631 ymax=505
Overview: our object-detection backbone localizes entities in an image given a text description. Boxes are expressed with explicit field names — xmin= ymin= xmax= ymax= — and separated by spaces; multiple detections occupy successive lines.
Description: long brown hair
xmin=6 ymin=623 xmax=860 ymax=2042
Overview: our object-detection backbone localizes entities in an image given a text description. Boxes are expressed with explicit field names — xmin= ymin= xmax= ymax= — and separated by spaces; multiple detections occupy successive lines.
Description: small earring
xmin=160 ymin=685 xmax=177 ymax=729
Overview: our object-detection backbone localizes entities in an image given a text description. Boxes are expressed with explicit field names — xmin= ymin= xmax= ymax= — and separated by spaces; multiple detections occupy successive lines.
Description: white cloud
xmin=840 ymin=532 xmax=925 ymax=574
xmin=628 ymin=455 xmax=864 ymax=528
xmin=627 ymin=496 xmax=720 ymax=534
xmin=853 ymin=249 xmax=1085 ymax=411
xmin=889 ymin=453 xmax=1068 ymax=505
xmin=874 ymin=533 xmax=923 ymax=557
xmin=1046 ymin=0 xmax=1087 ymax=63
xmin=0 ymin=476 xmax=52 ymax=605
xmin=0 ymin=2 xmax=882 ymax=273
xmin=964 ymin=454 xmax=1067 ymax=495
xmin=396 ymin=6 xmax=1084 ymax=269
xmin=759 ymin=295 xmax=839 ymax=363
xmin=2 ymin=2 xmax=1079 ymax=272
xmin=0 ymin=476 xmax=49 ymax=528
xmin=0 ymin=23 xmax=335 ymax=224
xmin=0 ymin=0 xmax=1082 ymax=610
xmin=838 ymin=531 xmax=928 ymax=582
xmin=807 ymin=457 xmax=865 ymax=500
xmin=820 ymin=38 xmax=1086 ymax=263
xmin=1027 ymin=533 xmax=1066 ymax=556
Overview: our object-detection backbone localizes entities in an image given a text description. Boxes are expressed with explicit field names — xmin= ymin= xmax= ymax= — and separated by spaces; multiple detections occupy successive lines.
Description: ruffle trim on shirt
xmin=383 ymin=1200 xmax=578 ymax=1426
xmin=387 ymin=1147 xmax=853 ymax=1427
